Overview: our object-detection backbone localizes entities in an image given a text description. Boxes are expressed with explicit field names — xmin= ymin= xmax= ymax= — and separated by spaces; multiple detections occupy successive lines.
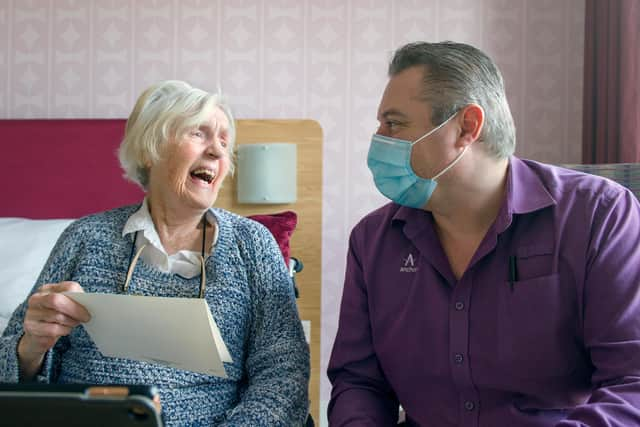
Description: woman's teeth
xmin=191 ymin=168 xmax=215 ymax=183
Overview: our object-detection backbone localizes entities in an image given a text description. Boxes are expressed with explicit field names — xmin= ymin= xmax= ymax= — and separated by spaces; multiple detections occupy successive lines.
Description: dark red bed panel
xmin=0 ymin=119 xmax=145 ymax=219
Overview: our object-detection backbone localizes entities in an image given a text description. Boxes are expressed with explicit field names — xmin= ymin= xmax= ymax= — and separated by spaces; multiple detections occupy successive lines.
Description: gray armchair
xmin=561 ymin=163 xmax=640 ymax=200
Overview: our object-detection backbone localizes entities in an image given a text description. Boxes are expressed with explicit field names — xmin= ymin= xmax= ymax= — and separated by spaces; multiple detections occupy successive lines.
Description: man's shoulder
xmin=354 ymin=202 xmax=400 ymax=229
xmin=519 ymin=158 xmax=629 ymax=205
xmin=348 ymin=203 xmax=407 ymax=245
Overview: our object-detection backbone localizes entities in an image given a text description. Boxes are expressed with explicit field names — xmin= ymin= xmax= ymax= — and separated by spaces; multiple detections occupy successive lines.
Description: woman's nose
xmin=206 ymin=138 xmax=225 ymax=158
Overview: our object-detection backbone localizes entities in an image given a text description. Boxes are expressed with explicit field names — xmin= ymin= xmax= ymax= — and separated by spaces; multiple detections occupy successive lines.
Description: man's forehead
xmin=386 ymin=66 xmax=425 ymax=92
xmin=377 ymin=93 xmax=430 ymax=120
xmin=378 ymin=72 xmax=433 ymax=124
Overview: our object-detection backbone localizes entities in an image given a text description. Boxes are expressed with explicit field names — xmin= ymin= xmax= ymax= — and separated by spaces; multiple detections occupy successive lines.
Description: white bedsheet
xmin=0 ymin=218 xmax=73 ymax=334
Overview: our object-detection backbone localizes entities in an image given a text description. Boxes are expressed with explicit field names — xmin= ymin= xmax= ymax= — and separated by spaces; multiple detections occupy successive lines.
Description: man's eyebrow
xmin=379 ymin=109 xmax=408 ymax=120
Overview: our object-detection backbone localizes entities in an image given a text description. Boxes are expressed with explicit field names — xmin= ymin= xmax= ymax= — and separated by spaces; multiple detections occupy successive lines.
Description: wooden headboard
xmin=220 ymin=120 xmax=323 ymax=422
xmin=0 ymin=118 xmax=323 ymax=421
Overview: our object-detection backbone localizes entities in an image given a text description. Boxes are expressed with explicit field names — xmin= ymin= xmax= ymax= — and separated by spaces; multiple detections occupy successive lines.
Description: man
xmin=328 ymin=41 xmax=640 ymax=426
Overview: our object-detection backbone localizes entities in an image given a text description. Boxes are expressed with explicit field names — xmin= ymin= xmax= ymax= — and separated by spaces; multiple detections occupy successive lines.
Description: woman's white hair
xmin=118 ymin=80 xmax=236 ymax=189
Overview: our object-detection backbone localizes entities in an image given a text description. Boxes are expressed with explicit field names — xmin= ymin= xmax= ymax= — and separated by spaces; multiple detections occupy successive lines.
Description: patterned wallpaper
xmin=0 ymin=0 xmax=585 ymax=419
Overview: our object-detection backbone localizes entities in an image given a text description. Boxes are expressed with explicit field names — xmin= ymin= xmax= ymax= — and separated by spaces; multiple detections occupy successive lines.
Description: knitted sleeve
xmin=0 ymin=221 xmax=84 ymax=383
xmin=220 ymin=221 xmax=310 ymax=426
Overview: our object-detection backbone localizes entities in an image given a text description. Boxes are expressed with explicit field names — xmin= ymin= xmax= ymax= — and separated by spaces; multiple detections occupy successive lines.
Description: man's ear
xmin=458 ymin=104 xmax=484 ymax=146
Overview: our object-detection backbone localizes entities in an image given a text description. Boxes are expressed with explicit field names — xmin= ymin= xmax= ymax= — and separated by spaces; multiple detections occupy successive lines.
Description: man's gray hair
xmin=118 ymin=80 xmax=236 ymax=189
xmin=389 ymin=41 xmax=516 ymax=158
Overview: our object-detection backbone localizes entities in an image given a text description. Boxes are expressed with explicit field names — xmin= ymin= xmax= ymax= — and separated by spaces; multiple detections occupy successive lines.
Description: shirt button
xmin=455 ymin=301 xmax=465 ymax=311
xmin=464 ymin=401 xmax=475 ymax=411
xmin=454 ymin=353 xmax=464 ymax=364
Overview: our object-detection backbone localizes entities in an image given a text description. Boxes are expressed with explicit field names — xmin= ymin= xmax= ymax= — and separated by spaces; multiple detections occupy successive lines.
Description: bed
xmin=0 ymin=118 xmax=323 ymax=422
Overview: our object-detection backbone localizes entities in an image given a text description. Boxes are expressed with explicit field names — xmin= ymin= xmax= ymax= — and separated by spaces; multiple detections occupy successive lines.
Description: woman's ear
xmin=143 ymin=156 xmax=153 ymax=169
xmin=141 ymin=148 xmax=156 ymax=169
xmin=459 ymin=104 xmax=484 ymax=146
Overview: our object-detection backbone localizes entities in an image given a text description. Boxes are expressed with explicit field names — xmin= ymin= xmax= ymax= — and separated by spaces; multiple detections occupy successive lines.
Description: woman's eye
xmin=191 ymin=130 xmax=204 ymax=138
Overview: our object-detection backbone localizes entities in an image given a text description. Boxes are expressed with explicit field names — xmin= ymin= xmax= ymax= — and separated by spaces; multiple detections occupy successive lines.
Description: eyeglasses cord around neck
xmin=122 ymin=216 xmax=207 ymax=298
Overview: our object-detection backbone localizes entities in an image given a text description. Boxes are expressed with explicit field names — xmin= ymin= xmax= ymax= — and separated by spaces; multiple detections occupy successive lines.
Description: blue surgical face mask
xmin=367 ymin=112 xmax=468 ymax=208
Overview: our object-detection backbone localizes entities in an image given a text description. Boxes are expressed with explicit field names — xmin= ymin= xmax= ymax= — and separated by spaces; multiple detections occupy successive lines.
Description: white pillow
xmin=0 ymin=218 xmax=73 ymax=334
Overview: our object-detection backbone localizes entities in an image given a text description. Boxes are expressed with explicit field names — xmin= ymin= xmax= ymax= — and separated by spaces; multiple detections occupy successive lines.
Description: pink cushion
xmin=248 ymin=211 xmax=297 ymax=265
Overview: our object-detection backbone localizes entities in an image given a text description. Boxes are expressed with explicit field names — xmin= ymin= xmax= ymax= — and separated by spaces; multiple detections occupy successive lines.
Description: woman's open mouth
xmin=190 ymin=168 xmax=216 ymax=184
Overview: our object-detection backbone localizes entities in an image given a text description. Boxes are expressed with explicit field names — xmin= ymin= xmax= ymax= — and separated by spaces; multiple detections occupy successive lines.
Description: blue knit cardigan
xmin=0 ymin=205 xmax=310 ymax=426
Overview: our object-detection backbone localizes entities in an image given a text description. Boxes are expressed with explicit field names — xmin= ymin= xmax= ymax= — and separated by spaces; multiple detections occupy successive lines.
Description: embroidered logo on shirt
xmin=400 ymin=253 xmax=418 ymax=273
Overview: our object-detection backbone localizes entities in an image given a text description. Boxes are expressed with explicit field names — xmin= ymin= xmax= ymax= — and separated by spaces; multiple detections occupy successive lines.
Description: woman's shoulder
xmin=210 ymin=208 xmax=275 ymax=251
xmin=211 ymin=208 xmax=270 ymax=234
xmin=65 ymin=204 xmax=141 ymax=235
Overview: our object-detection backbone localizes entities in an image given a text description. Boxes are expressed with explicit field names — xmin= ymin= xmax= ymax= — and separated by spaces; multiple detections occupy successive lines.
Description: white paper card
xmin=301 ymin=320 xmax=311 ymax=344
xmin=65 ymin=292 xmax=232 ymax=377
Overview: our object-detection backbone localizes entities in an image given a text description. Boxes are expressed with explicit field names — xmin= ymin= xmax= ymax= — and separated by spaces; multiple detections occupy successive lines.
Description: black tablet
xmin=0 ymin=383 xmax=163 ymax=427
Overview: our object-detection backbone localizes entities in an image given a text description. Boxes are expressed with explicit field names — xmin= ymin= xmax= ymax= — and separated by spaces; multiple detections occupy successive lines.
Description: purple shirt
xmin=328 ymin=157 xmax=640 ymax=426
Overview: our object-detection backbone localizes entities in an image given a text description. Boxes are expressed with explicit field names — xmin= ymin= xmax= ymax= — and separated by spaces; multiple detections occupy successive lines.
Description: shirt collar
xmin=392 ymin=156 xmax=557 ymax=235
xmin=492 ymin=156 xmax=556 ymax=233
xmin=392 ymin=204 xmax=434 ymax=240
xmin=122 ymin=198 xmax=217 ymax=247
xmin=507 ymin=156 xmax=556 ymax=214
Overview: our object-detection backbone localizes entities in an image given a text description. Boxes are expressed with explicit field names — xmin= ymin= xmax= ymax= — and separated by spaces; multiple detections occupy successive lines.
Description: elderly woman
xmin=0 ymin=80 xmax=310 ymax=426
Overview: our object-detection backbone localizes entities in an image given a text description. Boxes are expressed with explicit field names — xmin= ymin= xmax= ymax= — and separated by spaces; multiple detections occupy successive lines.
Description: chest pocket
xmin=497 ymin=244 xmax=578 ymax=380
xmin=498 ymin=273 xmax=577 ymax=379
xmin=512 ymin=243 xmax=556 ymax=281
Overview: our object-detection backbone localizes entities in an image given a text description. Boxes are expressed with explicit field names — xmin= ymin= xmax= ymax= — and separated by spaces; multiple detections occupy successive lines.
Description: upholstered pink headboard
xmin=0 ymin=119 xmax=144 ymax=219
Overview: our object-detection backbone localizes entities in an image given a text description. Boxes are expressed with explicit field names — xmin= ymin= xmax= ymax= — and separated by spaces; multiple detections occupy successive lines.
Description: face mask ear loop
xmin=410 ymin=112 xmax=458 ymax=147
xmin=432 ymin=145 xmax=469 ymax=181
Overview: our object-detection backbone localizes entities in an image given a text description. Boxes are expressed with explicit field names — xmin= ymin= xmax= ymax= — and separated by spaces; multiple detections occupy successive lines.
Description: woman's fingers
xmin=40 ymin=280 xmax=84 ymax=294
xmin=33 ymin=281 xmax=91 ymax=323
xmin=18 ymin=281 xmax=91 ymax=378
xmin=23 ymin=318 xmax=74 ymax=342
xmin=22 ymin=281 xmax=91 ymax=354
xmin=20 ymin=320 xmax=68 ymax=356
xmin=24 ymin=306 xmax=80 ymax=330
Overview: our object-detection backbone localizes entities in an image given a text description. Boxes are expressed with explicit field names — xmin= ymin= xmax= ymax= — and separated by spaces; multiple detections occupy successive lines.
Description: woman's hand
xmin=17 ymin=281 xmax=91 ymax=380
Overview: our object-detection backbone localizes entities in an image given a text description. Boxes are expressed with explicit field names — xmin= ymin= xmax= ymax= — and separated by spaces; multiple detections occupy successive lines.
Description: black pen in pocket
xmin=508 ymin=255 xmax=518 ymax=291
